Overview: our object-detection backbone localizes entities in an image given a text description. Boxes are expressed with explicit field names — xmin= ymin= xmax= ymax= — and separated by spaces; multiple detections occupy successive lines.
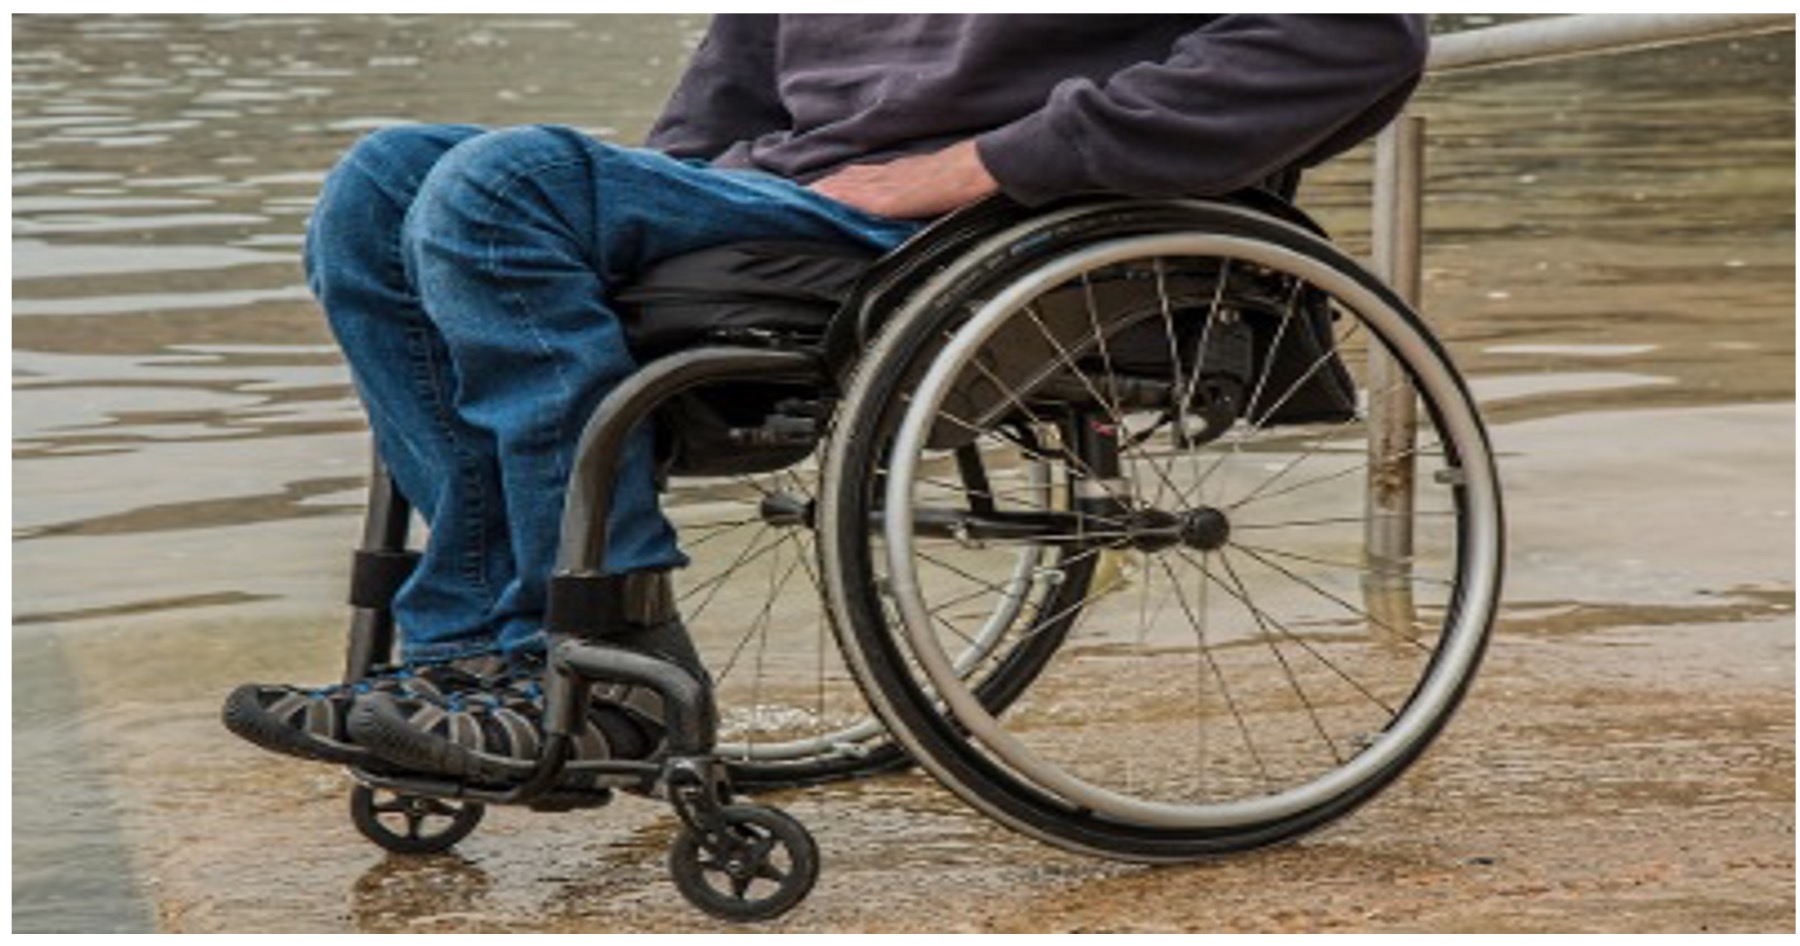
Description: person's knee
xmin=432 ymin=125 xmax=609 ymax=188
xmin=401 ymin=125 xmax=619 ymax=259
xmin=319 ymin=125 xmax=475 ymax=218
xmin=307 ymin=124 xmax=481 ymax=286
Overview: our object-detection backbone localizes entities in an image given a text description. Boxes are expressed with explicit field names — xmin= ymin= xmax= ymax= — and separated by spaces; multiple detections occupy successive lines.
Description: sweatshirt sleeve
xmin=975 ymin=15 xmax=1429 ymax=205
xmin=644 ymin=14 xmax=790 ymax=160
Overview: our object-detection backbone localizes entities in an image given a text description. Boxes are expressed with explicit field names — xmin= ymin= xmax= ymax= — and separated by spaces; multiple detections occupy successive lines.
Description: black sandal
xmin=221 ymin=654 xmax=511 ymax=767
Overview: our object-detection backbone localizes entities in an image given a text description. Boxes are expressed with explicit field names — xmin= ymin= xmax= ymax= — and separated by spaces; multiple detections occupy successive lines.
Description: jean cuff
xmin=400 ymin=638 xmax=504 ymax=666
xmin=499 ymin=628 xmax=548 ymax=663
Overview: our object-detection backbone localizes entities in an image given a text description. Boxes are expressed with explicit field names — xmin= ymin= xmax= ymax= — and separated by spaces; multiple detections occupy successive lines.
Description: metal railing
xmin=1427 ymin=13 xmax=1794 ymax=75
xmin=1363 ymin=13 xmax=1795 ymax=579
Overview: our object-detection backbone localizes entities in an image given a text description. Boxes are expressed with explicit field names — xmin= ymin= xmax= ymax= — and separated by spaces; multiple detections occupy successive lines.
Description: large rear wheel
xmin=820 ymin=200 xmax=1504 ymax=858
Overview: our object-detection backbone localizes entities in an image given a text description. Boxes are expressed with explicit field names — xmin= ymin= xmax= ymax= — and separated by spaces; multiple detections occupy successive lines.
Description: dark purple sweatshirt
xmin=645 ymin=14 xmax=1428 ymax=205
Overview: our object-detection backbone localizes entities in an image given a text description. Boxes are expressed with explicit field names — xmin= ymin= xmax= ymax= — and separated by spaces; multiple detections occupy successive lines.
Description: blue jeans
xmin=305 ymin=124 xmax=919 ymax=662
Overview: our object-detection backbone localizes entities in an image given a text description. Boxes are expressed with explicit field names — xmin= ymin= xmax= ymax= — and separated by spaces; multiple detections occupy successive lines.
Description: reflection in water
xmin=351 ymin=854 xmax=493 ymax=933
xmin=11 ymin=14 xmax=1794 ymax=933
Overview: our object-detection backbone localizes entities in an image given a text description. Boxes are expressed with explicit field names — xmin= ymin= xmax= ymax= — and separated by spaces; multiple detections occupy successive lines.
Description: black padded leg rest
xmin=348 ymin=549 xmax=420 ymax=609
xmin=546 ymin=571 xmax=677 ymax=639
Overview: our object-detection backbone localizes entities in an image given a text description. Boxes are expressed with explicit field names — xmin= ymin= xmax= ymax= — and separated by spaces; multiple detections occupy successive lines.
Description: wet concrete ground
xmin=13 ymin=18 xmax=1793 ymax=931
xmin=37 ymin=402 xmax=1793 ymax=933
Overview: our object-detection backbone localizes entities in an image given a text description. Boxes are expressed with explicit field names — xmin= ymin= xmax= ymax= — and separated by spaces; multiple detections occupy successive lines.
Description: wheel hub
xmin=758 ymin=491 xmax=812 ymax=529
xmin=1178 ymin=506 xmax=1231 ymax=551
xmin=1125 ymin=506 xmax=1230 ymax=553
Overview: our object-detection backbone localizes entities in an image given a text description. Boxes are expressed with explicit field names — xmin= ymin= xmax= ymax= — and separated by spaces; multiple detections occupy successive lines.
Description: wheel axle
xmin=1123 ymin=506 xmax=1231 ymax=553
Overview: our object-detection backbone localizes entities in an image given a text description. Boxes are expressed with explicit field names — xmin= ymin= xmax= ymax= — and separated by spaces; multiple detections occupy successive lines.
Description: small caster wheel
xmin=350 ymin=784 xmax=484 ymax=855
xmin=669 ymin=804 xmax=819 ymax=922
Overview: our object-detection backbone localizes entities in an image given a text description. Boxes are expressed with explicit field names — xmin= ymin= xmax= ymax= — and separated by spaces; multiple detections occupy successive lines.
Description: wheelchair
xmin=334 ymin=188 xmax=1504 ymax=921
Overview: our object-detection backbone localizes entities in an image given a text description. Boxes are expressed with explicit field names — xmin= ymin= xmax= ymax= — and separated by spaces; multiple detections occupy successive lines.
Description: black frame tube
xmin=509 ymin=346 xmax=824 ymax=803
xmin=553 ymin=346 xmax=824 ymax=578
xmin=343 ymin=448 xmax=410 ymax=683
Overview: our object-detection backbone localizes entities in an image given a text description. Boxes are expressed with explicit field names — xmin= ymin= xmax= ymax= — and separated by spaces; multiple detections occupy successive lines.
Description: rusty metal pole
xmin=1366 ymin=115 xmax=1426 ymax=607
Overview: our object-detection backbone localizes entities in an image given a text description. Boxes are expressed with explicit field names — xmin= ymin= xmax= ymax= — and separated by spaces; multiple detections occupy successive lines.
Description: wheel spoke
xmin=1189 ymin=549 xmax=1211 ymax=797
xmin=1019 ymin=297 xmax=1187 ymax=508
xmin=962 ymin=544 xmax=1109 ymax=646
xmin=680 ymin=524 xmax=781 ymax=620
xmin=915 ymin=546 xmax=1037 ymax=599
xmin=1198 ymin=546 xmax=1403 ymax=716
xmin=917 ymin=408 xmax=1135 ymax=515
xmin=1233 ymin=511 xmax=1453 ymax=530
xmin=678 ymin=517 xmax=763 ymax=551
xmin=1212 ymin=550 xmax=1344 ymax=765
xmin=1080 ymin=271 xmax=1127 ymax=435
xmin=1227 ymin=406 xmax=1439 ymax=514
xmin=1228 ymin=540 xmax=1455 ymax=589
xmin=418 ymin=798 xmax=457 ymax=817
xmin=745 ymin=542 xmax=798 ymax=746
xmin=1168 ymin=258 xmax=1239 ymax=509
xmin=1228 ymin=542 xmax=1429 ymax=651
xmin=837 ymin=225 xmax=1498 ymax=846
xmin=1153 ymin=554 xmax=1273 ymax=790
xmin=952 ymin=354 xmax=1137 ymax=512
xmin=715 ymin=537 xmax=806 ymax=688
xmin=1198 ymin=276 xmax=1306 ymax=511
xmin=1188 ymin=314 xmax=1366 ymax=508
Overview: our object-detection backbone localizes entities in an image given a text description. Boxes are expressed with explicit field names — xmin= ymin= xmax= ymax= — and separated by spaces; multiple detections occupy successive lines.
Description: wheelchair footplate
xmin=347 ymin=636 xmax=818 ymax=923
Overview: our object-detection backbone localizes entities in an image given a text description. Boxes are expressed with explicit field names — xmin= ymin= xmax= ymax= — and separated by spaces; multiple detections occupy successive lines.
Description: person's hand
xmin=809 ymin=140 xmax=999 ymax=220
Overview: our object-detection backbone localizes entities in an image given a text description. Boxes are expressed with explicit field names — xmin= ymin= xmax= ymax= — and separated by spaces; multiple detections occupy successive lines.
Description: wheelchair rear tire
xmin=819 ymin=199 xmax=1503 ymax=859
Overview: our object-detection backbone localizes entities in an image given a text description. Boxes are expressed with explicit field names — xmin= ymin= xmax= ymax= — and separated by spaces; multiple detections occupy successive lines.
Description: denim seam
xmin=384 ymin=205 xmax=494 ymax=606
xmin=345 ymin=137 xmax=500 ymax=630
xmin=403 ymin=324 xmax=493 ymax=595
xmin=403 ymin=636 xmax=503 ymax=664
xmin=468 ymin=152 xmax=598 ymax=590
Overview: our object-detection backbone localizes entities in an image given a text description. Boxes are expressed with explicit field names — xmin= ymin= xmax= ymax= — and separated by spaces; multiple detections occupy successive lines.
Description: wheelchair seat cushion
xmin=613 ymin=240 xmax=879 ymax=359
xmin=612 ymin=240 xmax=877 ymax=477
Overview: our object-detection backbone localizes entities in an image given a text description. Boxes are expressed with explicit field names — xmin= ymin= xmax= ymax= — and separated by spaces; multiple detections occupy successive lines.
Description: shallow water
xmin=12 ymin=15 xmax=1795 ymax=933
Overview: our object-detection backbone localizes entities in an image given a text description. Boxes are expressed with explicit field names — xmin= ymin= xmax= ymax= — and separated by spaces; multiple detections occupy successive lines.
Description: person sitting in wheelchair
xmin=224 ymin=15 xmax=1429 ymax=786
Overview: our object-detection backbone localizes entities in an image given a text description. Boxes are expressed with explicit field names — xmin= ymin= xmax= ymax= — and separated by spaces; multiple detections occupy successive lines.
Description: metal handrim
xmin=881 ymin=231 xmax=1502 ymax=829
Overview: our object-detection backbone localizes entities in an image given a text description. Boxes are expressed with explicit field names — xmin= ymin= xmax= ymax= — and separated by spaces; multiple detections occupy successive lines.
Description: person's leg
xmin=223 ymin=124 xmax=526 ymax=766
xmin=349 ymin=126 xmax=919 ymax=779
xmin=398 ymin=125 xmax=918 ymax=660
xmin=304 ymin=123 xmax=523 ymax=664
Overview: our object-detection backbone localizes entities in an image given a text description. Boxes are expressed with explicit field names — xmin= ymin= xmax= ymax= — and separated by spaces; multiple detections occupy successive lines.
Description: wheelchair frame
xmin=335 ymin=191 xmax=1503 ymax=921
